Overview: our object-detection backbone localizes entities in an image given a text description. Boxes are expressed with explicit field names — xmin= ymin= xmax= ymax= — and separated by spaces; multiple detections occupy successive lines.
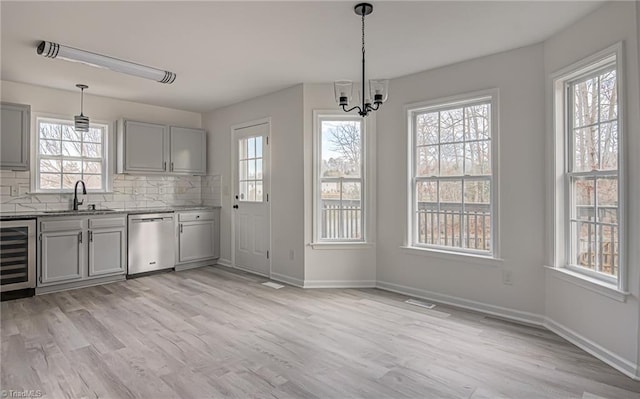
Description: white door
xmin=232 ymin=122 xmax=270 ymax=276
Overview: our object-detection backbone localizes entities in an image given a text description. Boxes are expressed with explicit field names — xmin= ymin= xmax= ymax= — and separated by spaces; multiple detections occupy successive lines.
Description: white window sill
xmin=308 ymin=242 xmax=374 ymax=250
xmin=400 ymin=246 xmax=503 ymax=267
xmin=544 ymin=266 xmax=629 ymax=303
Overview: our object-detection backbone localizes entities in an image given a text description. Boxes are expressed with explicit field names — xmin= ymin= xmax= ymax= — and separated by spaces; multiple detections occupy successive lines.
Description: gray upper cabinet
xmin=117 ymin=119 xmax=206 ymax=175
xmin=1 ymin=102 xmax=30 ymax=171
xmin=118 ymin=120 xmax=168 ymax=173
xmin=170 ymin=127 xmax=206 ymax=174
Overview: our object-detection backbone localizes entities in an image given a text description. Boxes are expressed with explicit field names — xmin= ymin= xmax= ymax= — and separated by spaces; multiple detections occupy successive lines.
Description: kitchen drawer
xmin=40 ymin=218 xmax=85 ymax=232
xmin=89 ymin=217 xmax=126 ymax=229
xmin=178 ymin=211 xmax=215 ymax=222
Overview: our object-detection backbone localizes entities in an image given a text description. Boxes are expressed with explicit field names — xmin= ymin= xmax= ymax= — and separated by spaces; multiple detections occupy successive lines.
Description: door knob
xmin=233 ymin=204 xmax=239 ymax=209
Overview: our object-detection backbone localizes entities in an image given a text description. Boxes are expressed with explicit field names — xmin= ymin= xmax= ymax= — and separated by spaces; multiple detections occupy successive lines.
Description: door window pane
xmin=237 ymin=135 xmax=264 ymax=203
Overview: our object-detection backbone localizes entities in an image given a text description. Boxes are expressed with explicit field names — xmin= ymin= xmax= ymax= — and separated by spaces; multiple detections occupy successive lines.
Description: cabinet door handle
xmin=89 ymin=230 xmax=93 ymax=242
xmin=78 ymin=231 xmax=82 ymax=243
xmin=180 ymin=223 xmax=183 ymax=233
xmin=164 ymin=161 xmax=167 ymax=171
xmin=171 ymin=162 xmax=174 ymax=171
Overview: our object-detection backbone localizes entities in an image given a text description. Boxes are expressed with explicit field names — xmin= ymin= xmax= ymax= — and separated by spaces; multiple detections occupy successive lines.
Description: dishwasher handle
xmin=131 ymin=217 xmax=173 ymax=223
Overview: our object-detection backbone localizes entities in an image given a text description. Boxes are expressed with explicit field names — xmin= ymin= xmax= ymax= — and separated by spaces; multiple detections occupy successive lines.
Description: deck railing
xmin=321 ymin=200 xmax=362 ymax=240
xmin=575 ymin=205 xmax=619 ymax=276
xmin=415 ymin=202 xmax=491 ymax=251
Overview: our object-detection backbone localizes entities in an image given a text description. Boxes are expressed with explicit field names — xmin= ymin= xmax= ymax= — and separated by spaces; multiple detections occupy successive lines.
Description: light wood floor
xmin=2 ymin=266 xmax=639 ymax=399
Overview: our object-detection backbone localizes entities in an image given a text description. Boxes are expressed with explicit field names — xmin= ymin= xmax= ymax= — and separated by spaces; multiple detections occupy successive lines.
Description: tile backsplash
xmin=0 ymin=170 xmax=221 ymax=212
xmin=201 ymin=174 xmax=222 ymax=207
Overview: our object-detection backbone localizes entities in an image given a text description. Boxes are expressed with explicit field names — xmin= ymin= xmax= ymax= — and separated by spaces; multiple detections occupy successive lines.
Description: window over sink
xmin=34 ymin=117 xmax=109 ymax=193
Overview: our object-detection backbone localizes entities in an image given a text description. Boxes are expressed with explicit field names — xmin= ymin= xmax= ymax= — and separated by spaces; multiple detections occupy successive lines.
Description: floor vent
xmin=405 ymin=299 xmax=436 ymax=309
xmin=262 ymin=281 xmax=285 ymax=289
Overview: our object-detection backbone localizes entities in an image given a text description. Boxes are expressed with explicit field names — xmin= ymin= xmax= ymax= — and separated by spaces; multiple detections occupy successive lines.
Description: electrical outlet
xmin=289 ymin=250 xmax=294 ymax=260
xmin=502 ymin=270 xmax=513 ymax=285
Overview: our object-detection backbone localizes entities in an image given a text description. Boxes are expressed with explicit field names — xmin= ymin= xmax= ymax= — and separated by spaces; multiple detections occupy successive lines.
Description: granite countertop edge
xmin=0 ymin=205 xmax=222 ymax=220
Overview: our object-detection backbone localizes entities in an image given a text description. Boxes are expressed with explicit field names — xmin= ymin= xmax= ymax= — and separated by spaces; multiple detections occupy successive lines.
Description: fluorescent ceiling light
xmin=37 ymin=41 xmax=176 ymax=84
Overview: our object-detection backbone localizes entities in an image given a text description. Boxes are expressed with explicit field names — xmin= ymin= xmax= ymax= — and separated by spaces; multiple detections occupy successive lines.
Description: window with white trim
xmin=554 ymin=47 xmax=623 ymax=285
xmin=314 ymin=114 xmax=365 ymax=242
xmin=35 ymin=117 xmax=108 ymax=192
xmin=408 ymin=92 xmax=497 ymax=255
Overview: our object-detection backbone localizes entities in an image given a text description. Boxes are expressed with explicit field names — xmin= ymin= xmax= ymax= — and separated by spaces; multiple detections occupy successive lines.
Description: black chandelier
xmin=334 ymin=2 xmax=388 ymax=117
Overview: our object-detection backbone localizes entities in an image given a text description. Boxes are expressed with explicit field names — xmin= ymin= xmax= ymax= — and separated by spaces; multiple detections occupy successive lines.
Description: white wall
xmin=375 ymin=43 xmax=547 ymax=320
xmin=202 ymin=85 xmax=305 ymax=283
xmin=301 ymin=84 xmax=377 ymax=286
xmin=0 ymin=80 xmax=203 ymax=211
xmin=543 ymin=1 xmax=640 ymax=378
xmin=1 ymin=81 xmax=201 ymax=128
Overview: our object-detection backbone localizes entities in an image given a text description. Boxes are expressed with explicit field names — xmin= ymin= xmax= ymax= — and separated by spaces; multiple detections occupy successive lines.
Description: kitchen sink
xmin=42 ymin=209 xmax=116 ymax=214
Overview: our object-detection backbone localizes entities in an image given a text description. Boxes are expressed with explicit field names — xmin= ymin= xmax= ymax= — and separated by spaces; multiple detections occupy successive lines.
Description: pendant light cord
xmin=80 ymin=87 xmax=85 ymax=116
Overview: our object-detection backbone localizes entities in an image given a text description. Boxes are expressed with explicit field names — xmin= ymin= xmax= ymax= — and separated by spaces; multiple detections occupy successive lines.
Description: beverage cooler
xmin=0 ymin=219 xmax=36 ymax=295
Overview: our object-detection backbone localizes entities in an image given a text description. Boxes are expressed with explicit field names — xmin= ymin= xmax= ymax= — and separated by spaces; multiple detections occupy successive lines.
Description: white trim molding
xmin=270 ymin=272 xmax=304 ymax=288
xmin=400 ymin=245 xmax=503 ymax=268
xmin=312 ymin=110 xmax=376 ymax=244
xmin=404 ymin=88 xmax=501 ymax=260
xmin=376 ymin=279 xmax=638 ymax=380
xmin=544 ymin=317 xmax=639 ymax=381
xmin=215 ymin=258 xmax=232 ymax=268
xmin=308 ymin=242 xmax=375 ymax=250
xmin=376 ymin=280 xmax=544 ymax=327
xmin=304 ymin=280 xmax=376 ymax=289
xmin=545 ymin=265 xmax=629 ymax=302
xmin=547 ymin=42 xmax=627 ymax=292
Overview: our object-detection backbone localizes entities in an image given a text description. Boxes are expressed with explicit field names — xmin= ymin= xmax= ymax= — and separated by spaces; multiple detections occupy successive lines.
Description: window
xmin=238 ymin=136 xmax=264 ymax=202
xmin=553 ymin=45 xmax=624 ymax=287
xmin=314 ymin=114 xmax=365 ymax=242
xmin=408 ymin=91 xmax=498 ymax=256
xmin=35 ymin=117 xmax=108 ymax=192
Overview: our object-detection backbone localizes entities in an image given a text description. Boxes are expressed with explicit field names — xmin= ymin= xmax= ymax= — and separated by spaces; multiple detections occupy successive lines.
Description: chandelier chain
xmin=361 ymin=12 xmax=365 ymax=55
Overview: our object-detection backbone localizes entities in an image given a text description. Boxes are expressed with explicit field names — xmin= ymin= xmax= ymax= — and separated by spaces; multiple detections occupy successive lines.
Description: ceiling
xmin=1 ymin=1 xmax=605 ymax=113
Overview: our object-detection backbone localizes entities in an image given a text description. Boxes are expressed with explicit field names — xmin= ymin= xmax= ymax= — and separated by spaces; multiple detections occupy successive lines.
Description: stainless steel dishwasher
xmin=127 ymin=213 xmax=175 ymax=275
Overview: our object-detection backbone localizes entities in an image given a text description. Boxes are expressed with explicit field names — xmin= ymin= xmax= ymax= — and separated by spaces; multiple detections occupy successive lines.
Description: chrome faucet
xmin=73 ymin=180 xmax=87 ymax=211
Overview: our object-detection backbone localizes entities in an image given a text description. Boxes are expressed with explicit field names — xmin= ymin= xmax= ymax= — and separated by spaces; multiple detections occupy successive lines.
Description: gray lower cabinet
xmin=1 ymin=102 xmax=30 ymax=171
xmin=38 ymin=215 xmax=126 ymax=287
xmin=176 ymin=209 xmax=219 ymax=265
xmin=88 ymin=217 xmax=127 ymax=276
xmin=41 ymin=228 xmax=84 ymax=284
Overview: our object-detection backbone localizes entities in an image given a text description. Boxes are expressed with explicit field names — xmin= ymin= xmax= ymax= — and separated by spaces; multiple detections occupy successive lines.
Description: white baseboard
xmin=544 ymin=318 xmax=639 ymax=381
xmin=303 ymin=280 xmax=377 ymax=289
xmin=216 ymin=258 xmax=231 ymax=267
xmin=231 ymin=264 xmax=269 ymax=278
xmin=270 ymin=272 xmax=304 ymax=288
xmin=376 ymin=280 xmax=545 ymax=327
xmin=376 ymin=280 xmax=639 ymax=381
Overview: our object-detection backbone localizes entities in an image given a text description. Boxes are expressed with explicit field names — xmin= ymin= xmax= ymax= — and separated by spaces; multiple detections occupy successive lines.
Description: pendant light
xmin=74 ymin=84 xmax=89 ymax=132
xmin=334 ymin=3 xmax=388 ymax=117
